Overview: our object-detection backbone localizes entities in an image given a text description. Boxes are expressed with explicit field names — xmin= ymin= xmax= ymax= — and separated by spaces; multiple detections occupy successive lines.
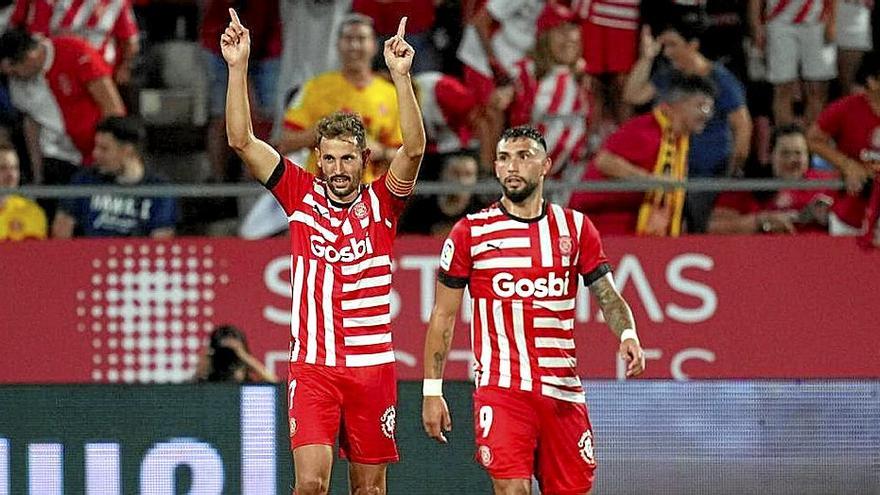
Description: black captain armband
xmin=581 ymin=263 xmax=612 ymax=286
xmin=263 ymin=157 xmax=285 ymax=190
xmin=438 ymin=271 xmax=468 ymax=289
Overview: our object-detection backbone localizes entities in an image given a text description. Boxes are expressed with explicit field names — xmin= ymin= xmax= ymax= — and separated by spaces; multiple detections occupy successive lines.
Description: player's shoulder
xmin=464 ymin=202 xmax=505 ymax=223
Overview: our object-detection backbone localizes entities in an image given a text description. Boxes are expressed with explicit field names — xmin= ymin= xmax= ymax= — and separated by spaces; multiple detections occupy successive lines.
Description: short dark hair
xmin=663 ymin=72 xmax=717 ymax=102
xmin=338 ymin=13 xmax=374 ymax=39
xmin=0 ymin=29 xmax=37 ymax=64
xmin=856 ymin=50 xmax=880 ymax=85
xmin=771 ymin=123 xmax=806 ymax=150
xmin=95 ymin=116 xmax=146 ymax=149
xmin=499 ymin=126 xmax=547 ymax=152
xmin=652 ymin=5 xmax=708 ymax=42
xmin=316 ymin=112 xmax=367 ymax=149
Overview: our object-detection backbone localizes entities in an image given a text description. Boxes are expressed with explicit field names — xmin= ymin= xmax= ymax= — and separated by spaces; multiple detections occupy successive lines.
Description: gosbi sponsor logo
xmin=491 ymin=272 xmax=570 ymax=298
xmin=310 ymin=235 xmax=374 ymax=263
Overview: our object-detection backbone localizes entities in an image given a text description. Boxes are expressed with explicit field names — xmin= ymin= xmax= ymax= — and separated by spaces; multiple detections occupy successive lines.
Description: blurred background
xmin=0 ymin=0 xmax=878 ymax=493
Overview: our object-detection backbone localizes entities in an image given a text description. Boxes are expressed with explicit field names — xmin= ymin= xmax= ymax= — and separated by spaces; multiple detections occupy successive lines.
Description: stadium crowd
xmin=0 ymin=0 xmax=878 ymax=246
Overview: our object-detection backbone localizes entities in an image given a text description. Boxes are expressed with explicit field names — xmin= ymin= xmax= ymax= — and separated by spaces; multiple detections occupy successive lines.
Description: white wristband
xmin=423 ymin=379 xmax=444 ymax=397
xmin=620 ymin=328 xmax=639 ymax=344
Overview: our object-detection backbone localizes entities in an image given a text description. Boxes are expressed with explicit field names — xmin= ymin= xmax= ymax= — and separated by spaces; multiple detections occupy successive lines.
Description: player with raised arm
xmin=421 ymin=126 xmax=644 ymax=495
xmin=222 ymin=10 xmax=425 ymax=495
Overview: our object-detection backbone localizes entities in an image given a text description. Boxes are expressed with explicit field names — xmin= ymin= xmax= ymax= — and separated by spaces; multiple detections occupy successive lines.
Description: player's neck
xmin=500 ymin=195 xmax=545 ymax=221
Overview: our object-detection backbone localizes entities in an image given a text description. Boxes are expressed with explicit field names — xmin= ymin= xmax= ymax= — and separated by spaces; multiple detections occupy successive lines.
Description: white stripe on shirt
xmin=341 ymin=255 xmax=391 ymax=275
xmin=473 ymin=257 xmax=533 ymax=270
xmin=346 ymin=350 xmax=395 ymax=367
xmin=304 ymin=259 xmax=318 ymax=364
xmin=535 ymin=337 xmax=576 ymax=349
xmin=342 ymin=274 xmax=392 ymax=292
xmin=511 ymin=300 xmax=531 ymax=391
xmin=322 ymin=264 xmax=336 ymax=366
xmin=492 ymin=299 xmax=511 ymax=388
xmin=343 ymin=314 xmax=391 ymax=328
xmin=344 ymin=333 xmax=392 ymax=346
xmin=341 ymin=294 xmax=391 ymax=310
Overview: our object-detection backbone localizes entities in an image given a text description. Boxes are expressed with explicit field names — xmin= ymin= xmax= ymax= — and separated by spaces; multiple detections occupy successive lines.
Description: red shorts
xmin=287 ymin=363 xmax=399 ymax=464
xmin=473 ymin=386 xmax=596 ymax=495
xmin=582 ymin=22 xmax=638 ymax=75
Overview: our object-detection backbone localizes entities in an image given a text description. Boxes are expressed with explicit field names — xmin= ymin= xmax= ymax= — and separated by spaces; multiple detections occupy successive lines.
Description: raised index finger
xmin=396 ymin=16 xmax=407 ymax=38
xmin=229 ymin=8 xmax=242 ymax=27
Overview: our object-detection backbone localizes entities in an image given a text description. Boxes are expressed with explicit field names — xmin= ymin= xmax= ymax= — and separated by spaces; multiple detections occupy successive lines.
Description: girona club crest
xmin=352 ymin=202 xmax=369 ymax=220
xmin=478 ymin=445 xmax=493 ymax=467
xmin=380 ymin=406 xmax=397 ymax=439
xmin=578 ymin=430 xmax=596 ymax=465
xmin=558 ymin=236 xmax=574 ymax=256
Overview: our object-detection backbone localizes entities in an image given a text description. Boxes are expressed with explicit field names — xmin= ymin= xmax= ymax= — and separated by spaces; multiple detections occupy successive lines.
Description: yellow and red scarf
xmin=636 ymin=109 xmax=689 ymax=236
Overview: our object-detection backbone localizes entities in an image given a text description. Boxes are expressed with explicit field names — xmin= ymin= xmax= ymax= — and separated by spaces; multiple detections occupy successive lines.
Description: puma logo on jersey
xmin=491 ymin=272 xmax=570 ymax=298
xmin=310 ymin=235 xmax=374 ymax=263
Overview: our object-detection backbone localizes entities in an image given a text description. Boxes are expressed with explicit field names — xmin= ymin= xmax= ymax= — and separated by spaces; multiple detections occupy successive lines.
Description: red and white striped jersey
xmin=765 ymin=0 xmax=829 ymax=24
xmin=511 ymin=60 xmax=590 ymax=178
xmin=11 ymin=0 xmax=139 ymax=66
xmin=414 ymin=72 xmax=479 ymax=154
xmin=267 ymin=157 xmax=408 ymax=368
xmin=8 ymin=37 xmax=112 ymax=165
xmin=574 ymin=0 xmax=641 ymax=31
xmin=439 ymin=202 xmax=611 ymax=403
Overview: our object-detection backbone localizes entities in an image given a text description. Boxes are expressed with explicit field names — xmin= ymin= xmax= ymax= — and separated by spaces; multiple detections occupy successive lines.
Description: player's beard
xmin=327 ymin=174 xmax=360 ymax=201
xmin=501 ymin=177 xmax=539 ymax=204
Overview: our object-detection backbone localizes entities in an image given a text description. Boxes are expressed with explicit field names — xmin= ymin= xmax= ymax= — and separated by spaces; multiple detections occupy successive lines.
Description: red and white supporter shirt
xmin=574 ymin=0 xmax=640 ymax=31
xmin=511 ymin=60 xmax=590 ymax=178
xmin=439 ymin=202 xmax=611 ymax=403
xmin=9 ymin=36 xmax=112 ymax=165
xmin=764 ymin=0 xmax=828 ymax=24
xmin=267 ymin=157 xmax=408 ymax=368
xmin=11 ymin=0 xmax=138 ymax=66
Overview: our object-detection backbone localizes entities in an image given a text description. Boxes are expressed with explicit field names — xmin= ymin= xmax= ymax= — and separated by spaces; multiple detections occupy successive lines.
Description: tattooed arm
xmin=588 ymin=272 xmax=645 ymax=377
xmin=422 ymin=282 xmax=464 ymax=443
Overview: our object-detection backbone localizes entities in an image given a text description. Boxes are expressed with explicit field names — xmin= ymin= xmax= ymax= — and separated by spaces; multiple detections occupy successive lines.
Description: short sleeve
xmin=601 ymin=116 xmax=657 ymax=168
xmin=111 ymin=3 xmax=140 ymax=41
xmin=147 ymin=197 xmax=178 ymax=231
xmin=713 ymin=192 xmax=758 ymax=214
xmin=266 ymin=156 xmax=311 ymax=215
xmin=714 ymin=65 xmax=746 ymax=114
xmin=577 ymin=214 xmax=612 ymax=286
xmin=816 ymin=97 xmax=848 ymax=139
xmin=283 ymin=80 xmax=317 ymax=131
xmin=72 ymin=40 xmax=113 ymax=82
xmin=369 ymin=172 xmax=409 ymax=219
xmin=58 ymin=171 xmax=90 ymax=221
xmin=437 ymin=218 xmax=472 ymax=288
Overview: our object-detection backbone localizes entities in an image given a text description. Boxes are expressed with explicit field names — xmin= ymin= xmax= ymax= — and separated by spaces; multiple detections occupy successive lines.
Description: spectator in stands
xmin=0 ymin=29 xmax=125 ymax=187
xmin=277 ymin=13 xmax=401 ymax=182
xmin=624 ymin=12 xmax=751 ymax=232
xmin=399 ymin=153 xmax=483 ymax=236
xmin=573 ymin=0 xmax=640 ymax=129
xmin=195 ymin=324 xmax=277 ymax=383
xmin=0 ymin=142 xmax=47 ymax=240
xmin=353 ymin=0 xmax=441 ymax=73
xmin=507 ymin=3 xmax=590 ymax=205
xmin=200 ymin=0 xmax=280 ymax=182
xmin=807 ymin=51 xmax=880 ymax=247
xmin=749 ymin=0 xmax=837 ymax=125
xmin=570 ymin=73 xmax=716 ymax=236
xmin=10 ymin=0 xmax=140 ymax=85
xmin=457 ymin=0 xmax=544 ymax=169
xmin=708 ymin=124 xmax=835 ymax=234
xmin=51 ymin=116 xmax=177 ymax=238
xmin=835 ymin=0 xmax=873 ymax=95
